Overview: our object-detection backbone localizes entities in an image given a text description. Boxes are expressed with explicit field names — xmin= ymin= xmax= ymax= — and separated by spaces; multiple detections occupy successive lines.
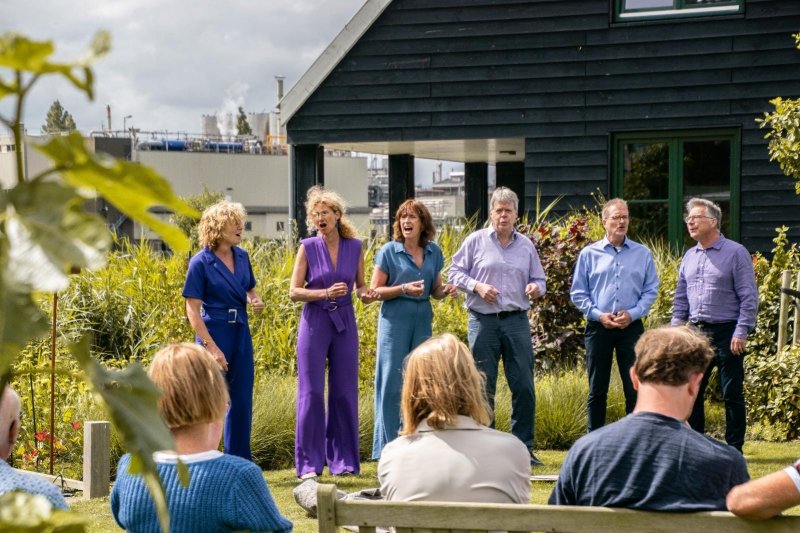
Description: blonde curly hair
xmin=198 ymin=200 xmax=246 ymax=249
xmin=304 ymin=185 xmax=357 ymax=239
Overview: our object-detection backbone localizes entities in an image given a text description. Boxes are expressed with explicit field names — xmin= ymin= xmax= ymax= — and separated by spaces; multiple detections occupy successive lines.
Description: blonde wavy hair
xmin=197 ymin=200 xmax=247 ymax=249
xmin=149 ymin=343 xmax=229 ymax=430
xmin=400 ymin=333 xmax=492 ymax=435
xmin=304 ymin=185 xmax=357 ymax=239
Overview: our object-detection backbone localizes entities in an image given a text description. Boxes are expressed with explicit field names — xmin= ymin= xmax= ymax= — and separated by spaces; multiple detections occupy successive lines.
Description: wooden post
xmin=82 ymin=421 xmax=110 ymax=499
xmin=317 ymin=484 xmax=340 ymax=533
xmin=777 ymin=270 xmax=792 ymax=355
xmin=793 ymin=271 xmax=800 ymax=347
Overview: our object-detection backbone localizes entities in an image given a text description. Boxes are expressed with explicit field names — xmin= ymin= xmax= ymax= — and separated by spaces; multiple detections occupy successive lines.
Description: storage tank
xmin=247 ymin=112 xmax=269 ymax=141
xmin=202 ymin=115 xmax=220 ymax=136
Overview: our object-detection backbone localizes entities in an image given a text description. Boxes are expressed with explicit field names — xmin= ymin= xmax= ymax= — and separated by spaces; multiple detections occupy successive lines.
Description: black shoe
xmin=530 ymin=453 xmax=544 ymax=466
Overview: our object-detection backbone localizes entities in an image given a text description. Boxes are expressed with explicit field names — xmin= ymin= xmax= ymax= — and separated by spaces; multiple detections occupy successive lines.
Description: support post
xmin=794 ymin=271 xmax=800 ymax=347
xmin=316 ymin=484 xmax=340 ymax=533
xmin=291 ymin=144 xmax=325 ymax=239
xmin=388 ymin=154 xmax=415 ymax=236
xmin=496 ymin=162 xmax=525 ymax=212
xmin=465 ymin=162 xmax=489 ymax=228
xmin=778 ymin=270 xmax=792 ymax=356
xmin=82 ymin=421 xmax=110 ymax=499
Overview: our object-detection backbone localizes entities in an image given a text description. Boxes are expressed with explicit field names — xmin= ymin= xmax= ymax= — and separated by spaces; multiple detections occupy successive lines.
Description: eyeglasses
xmin=684 ymin=215 xmax=715 ymax=224
xmin=605 ymin=215 xmax=629 ymax=222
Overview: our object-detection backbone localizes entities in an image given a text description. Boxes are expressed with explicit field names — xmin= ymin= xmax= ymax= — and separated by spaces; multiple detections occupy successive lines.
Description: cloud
xmin=2 ymin=0 xmax=365 ymax=133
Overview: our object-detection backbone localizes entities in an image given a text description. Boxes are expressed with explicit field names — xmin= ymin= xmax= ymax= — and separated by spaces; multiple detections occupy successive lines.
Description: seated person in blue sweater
xmin=111 ymin=343 xmax=292 ymax=533
xmin=0 ymin=386 xmax=68 ymax=509
xmin=549 ymin=326 xmax=749 ymax=511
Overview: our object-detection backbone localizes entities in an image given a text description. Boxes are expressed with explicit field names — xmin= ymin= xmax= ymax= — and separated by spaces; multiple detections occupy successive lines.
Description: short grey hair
xmin=490 ymin=187 xmax=518 ymax=212
xmin=601 ymin=198 xmax=628 ymax=220
xmin=686 ymin=197 xmax=722 ymax=226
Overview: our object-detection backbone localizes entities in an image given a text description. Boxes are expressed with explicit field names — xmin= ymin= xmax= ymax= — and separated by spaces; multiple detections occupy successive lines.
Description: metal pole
xmin=49 ymin=292 xmax=57 ymax=475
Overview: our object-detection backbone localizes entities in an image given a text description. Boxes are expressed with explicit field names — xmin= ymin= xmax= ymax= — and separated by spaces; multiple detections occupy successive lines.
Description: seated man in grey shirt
xmin=549 ymin=326 xmax=748 ymax=511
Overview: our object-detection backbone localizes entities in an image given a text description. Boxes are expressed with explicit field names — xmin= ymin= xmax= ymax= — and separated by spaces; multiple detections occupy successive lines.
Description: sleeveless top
xmin=302 ymin=236 xmax=362 ymax=332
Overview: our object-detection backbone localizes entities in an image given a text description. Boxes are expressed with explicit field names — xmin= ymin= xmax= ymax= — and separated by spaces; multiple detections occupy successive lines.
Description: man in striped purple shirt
xmin=671 ymin=198 xmax=757 ymax=452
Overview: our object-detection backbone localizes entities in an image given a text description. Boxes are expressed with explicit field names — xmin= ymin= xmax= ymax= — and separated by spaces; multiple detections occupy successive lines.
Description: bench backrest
xmin=316 ymin=484 xmax=800 ymax=533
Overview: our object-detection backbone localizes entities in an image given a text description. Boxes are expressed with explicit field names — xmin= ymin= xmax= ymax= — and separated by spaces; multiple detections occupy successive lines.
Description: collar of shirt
xmin=488 ymin=226 xmax=519 ymax=245
xmin=390 ymin=240 xmax=433 ymax=256
xmin=417 ymin=414 xmax=486 ymax=433
xmin=600 ymin=235 xmax=629 ymax=251
xmin=693 ymin=233 xmax=725 ymax=252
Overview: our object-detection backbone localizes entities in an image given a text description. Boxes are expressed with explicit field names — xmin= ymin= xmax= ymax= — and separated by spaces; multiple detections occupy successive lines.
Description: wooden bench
xmin=316 ymin=483 xmax=800 ymax=533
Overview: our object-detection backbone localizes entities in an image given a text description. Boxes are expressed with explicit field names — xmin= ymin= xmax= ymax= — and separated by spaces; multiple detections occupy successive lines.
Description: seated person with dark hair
xmin=111 ymin=343 xmax=292 ymax=532
xmin=549 ymin=326 xmax=748 ymax=511
xmin=727 ymin=460 xmax=800 ymax=519
xmin=0 ymin=386 xmax=68 ymax=509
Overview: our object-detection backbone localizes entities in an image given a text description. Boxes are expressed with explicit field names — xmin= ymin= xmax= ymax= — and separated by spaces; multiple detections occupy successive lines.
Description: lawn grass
xmin=68 ymin=442 xmax=799 ymax=532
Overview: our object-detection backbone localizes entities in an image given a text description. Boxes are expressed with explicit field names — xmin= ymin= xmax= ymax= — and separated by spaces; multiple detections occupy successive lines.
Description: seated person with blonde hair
xmin=378 ymin=333 xmax=530 ymax=503
xmin=111 ymin=343 xmax=292 ymax=532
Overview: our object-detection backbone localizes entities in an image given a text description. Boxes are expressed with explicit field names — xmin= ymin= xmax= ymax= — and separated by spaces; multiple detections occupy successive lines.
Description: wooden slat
xmin=326 ymin=495 xmax=800 ymax=533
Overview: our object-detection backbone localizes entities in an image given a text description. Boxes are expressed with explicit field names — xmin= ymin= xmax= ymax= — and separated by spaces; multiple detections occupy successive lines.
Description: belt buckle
xmin=227 ymin=309 xmax=237 ymax=323
xmin=328 ymin=302 xmax=338 ymax=312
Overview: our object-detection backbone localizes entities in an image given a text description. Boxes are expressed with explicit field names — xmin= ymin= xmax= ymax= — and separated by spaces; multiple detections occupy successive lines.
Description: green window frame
xmin=614 ymin=0 xmax=743 ymax=22
xmin=611 ymin=129 xmax=741 ymax=250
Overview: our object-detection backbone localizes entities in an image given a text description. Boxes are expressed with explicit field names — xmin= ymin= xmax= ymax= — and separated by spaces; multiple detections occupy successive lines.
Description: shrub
xmin=524 ymin=213 xmax=595 ymax=371
xmin=745 ymin=346 xmax=800 ymax=441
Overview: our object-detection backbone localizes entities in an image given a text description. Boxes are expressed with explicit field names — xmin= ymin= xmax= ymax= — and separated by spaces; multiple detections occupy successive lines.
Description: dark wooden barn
xmin=280 ymin=0 xmax=800 ymax=252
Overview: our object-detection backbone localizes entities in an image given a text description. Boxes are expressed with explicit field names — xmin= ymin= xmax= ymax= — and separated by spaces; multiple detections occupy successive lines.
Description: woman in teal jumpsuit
xmin=370 ymin=199 xmax=456 ymax=459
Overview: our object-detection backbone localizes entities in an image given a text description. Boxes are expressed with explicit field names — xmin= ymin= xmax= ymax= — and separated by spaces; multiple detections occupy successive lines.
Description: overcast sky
xmin=3 ymin=0 xmax=367 ymax=134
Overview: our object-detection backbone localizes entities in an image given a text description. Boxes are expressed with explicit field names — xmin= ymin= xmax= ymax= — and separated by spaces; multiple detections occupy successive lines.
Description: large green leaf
xmin=0 ymin=492 xmax=85 ymax=532
xmin=0 ymin=31 xmax=109 ymax=99
xmin=0 ymin=276 xmax=48 ymax=379
xmin=70 ymin=338 xmax=174 ymax=533
xmin=6 ymin=179 xmax=109 ymax=292
xmin=35 ymin=134 xmax=198 ymax=253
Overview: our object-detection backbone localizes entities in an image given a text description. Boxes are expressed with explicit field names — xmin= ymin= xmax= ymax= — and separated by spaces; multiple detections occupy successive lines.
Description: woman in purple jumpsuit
xmin=290 ymin=186 xmax=378 ymax=478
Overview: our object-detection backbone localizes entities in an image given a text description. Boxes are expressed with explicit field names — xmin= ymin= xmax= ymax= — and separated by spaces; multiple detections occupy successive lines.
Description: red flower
xmin=23 ymin=449 xmax=39 ymax=461
xmin=71 ymin=420 xmax=81 ymax=431
xmin=35 ymin=430 xmax=52 ymax=442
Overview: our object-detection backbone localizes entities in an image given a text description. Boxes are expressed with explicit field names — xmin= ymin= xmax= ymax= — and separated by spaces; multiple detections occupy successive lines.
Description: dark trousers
xmin=584 ymin=319 xmax=642 ymax=432
xmin=468 ymin=310 xmax=535 ymax=450
xmin=689 ymin=321 xmax=746 ymax=452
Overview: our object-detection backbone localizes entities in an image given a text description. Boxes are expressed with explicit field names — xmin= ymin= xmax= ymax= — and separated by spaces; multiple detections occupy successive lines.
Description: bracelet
xmin=401 ymin=283 xmax=407 ymax=295
xmin=325 ymin=288 xmax=330 ymax=300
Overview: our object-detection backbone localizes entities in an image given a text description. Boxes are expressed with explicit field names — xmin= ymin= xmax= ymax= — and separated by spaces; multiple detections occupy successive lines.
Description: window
xmin=615 ymin=0 xmax=742 ymax=21
xmin=276 ymin=221 xmax=285 ymax=232
xmin=245 ymin=221 xmax=252 ymax=232
xmin=612 ymin=129 xmax=740 ymax=250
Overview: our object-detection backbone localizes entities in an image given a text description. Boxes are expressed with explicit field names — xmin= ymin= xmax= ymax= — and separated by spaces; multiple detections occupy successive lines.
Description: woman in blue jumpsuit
xmin=370 ymin=199 xmax=456 ymax=459
xmin=183 ymin=201 xmax=264 ymax=460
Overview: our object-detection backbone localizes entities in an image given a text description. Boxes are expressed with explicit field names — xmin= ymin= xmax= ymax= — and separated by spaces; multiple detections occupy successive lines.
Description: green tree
xmin=236 ymin=106 xmax=252 ymax=135
xmin=171 ymin=185 xmax=225 ymax=248
xmin=758 ymin=33 xmax=800 ymax=193
xmin=0 ymin=32 xmax=197 ymax=531
xmin=41 ymin=99 xmax=77 ymax=134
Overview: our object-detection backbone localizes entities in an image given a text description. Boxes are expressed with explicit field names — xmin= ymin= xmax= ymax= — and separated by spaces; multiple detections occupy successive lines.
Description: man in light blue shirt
xmin=0 ymin=387 xmax=68 ymax=510
xmin=450 ymin=187 xmax=546 ymax=464
xmin=570 ymin=198 xmax=658 ymax=431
